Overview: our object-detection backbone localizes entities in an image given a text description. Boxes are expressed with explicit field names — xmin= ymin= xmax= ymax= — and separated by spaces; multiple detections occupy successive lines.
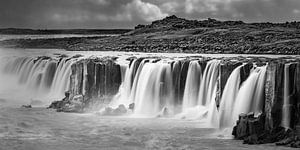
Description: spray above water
xmin=0 ymin=56 xmax=74 ymax=106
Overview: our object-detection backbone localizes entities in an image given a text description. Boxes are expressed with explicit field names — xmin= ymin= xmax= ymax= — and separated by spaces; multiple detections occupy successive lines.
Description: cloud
xmin=0 ymin=0 xmax=300 ymax=29
xmin=293 ymin=9 xmax=300 ymax=14
xmin=160 ymin=1 xmax=180 ymax=13
xmin=91 ymin=0 xmax=109 ymax=5
xmin=185 ymin=0 xmax=220 ymax=14
xmin=124 ymin=0 xmax=168 ymax=22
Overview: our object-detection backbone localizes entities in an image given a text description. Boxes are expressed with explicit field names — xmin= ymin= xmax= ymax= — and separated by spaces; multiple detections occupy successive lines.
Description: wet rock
xmin=69 ymin=58 xmax=122 ymax=107
xmin=48 ymin=92 xmax=83 ymax=113
xmin=233 ymin=111 xmax=300 ymax=148
xmin=48 ymin=92 xmax=70 ymax=110
xmin=129 ymin=103 xmax=135 ymax=110
xmin=234 ymin=113 xmax=248 ymax=139
xmin=21 ymin=105 xmax=32 ymax=108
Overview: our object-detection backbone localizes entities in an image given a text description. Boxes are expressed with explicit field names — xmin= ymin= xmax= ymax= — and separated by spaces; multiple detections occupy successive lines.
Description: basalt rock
xmin=48 ymin=92 xmax=83 ymax=113
xmin=68 ymin=57 xmax=122 ymax=109
xmin=232 ymin=112 xmax=297 ymax=145
xmin=233 ymin=60 xmax=300 ymax=148
xmin=129 ymin=103 xmax=135 ymax=110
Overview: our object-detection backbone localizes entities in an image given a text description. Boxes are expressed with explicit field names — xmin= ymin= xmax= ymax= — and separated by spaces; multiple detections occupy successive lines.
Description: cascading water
xmin=110 ymin=60 xmax=138 ymax=108
xmin=232 ymin=65 xmax=267 ymax=125
xmin=218 ymin=65 xmax=242 ymax=128
xmin=0 ymin=56 xmax=74 ymax=105
xmin=198 ymin=60 xmax=220 ymax=106
xmin=1 ymin=53 xmax=271 ymax=131
xmin=133 ymin=62 xmax=174 ymax=116
xmin=281 ymin=63 xmax=291 ymax=129
xmin=182 ymin=60 xmax=202 ymax=111
xmin=219 ymin=66 xmax=242 ymax=128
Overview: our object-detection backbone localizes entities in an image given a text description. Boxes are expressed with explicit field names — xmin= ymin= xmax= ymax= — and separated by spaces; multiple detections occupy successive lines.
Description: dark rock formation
xmin=68 ymin=57 xmax=122 ymax=110
xmin=233 ymin=60 xmax=300 ymax=148
xmin=48 ymin=91 xmax=84 ymax=113
xmin=129 ymin=103 xmax=135 ymax=110
xmin=233 ymin=112 xmax=300 ymax=148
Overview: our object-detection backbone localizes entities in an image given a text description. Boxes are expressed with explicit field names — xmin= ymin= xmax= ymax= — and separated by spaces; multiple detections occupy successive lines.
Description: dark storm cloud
xmin=0 ymin=0 xmax=299 ymax=29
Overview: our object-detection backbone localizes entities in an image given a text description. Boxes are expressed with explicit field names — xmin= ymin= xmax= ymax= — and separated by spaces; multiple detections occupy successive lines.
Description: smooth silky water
xmin=0 ymin=46 xmax=297 ymax=150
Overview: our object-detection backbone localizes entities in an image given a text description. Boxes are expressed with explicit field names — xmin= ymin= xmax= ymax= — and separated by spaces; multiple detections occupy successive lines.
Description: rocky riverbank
xmin=1 ymin=15 xmax=300 ymax=54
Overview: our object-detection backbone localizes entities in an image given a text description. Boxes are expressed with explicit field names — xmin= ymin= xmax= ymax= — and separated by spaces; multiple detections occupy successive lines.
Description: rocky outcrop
xmin=69 ymin=57 xmax=122 ymax=108
xmin=233 ymin=112 xmax=300 ymax=148
xmin=233 ymin=60 xmax=300 ymax=148
xmin=48 ymin=92 xmax=84 ymax=113
xmin=49 ymin=57 xmax=122 ymax=112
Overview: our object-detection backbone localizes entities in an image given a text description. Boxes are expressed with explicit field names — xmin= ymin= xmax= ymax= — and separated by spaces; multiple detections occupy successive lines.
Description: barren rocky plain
xmin=1 ymin=15 xmax=300 ymax=54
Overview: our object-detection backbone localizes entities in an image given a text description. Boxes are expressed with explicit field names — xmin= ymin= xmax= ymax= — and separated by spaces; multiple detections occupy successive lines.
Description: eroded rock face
xmin=69 ymin=57 xmax=122 ymax=108
xmin=264 ymin=61 xmax=300 ymax=130
xmin=233 ymin=60 xmax=300 ymax=148
xmin=233 ymin=112 xmax=300 ymax=148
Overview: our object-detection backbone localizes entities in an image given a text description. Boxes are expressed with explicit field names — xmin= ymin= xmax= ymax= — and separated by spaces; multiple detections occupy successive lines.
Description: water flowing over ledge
xmin=0 ymin=50 xmax=299 ymax=147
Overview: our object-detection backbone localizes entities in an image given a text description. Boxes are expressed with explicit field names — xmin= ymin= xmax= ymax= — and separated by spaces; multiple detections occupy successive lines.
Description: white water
xmin=218 ymin=65 xmax=242 ymax=128
xmin=231 ymin=66 xmax=267 ymax=126
xmin=0 ymin=47 xmax=286 ymax=129
xmin=182 ymin=61 xmax=202 ymax=111
xmin=282 ymin=64 xmax=291 ymax=129
xmin=0 ymin=56 xmax=74 ymax=106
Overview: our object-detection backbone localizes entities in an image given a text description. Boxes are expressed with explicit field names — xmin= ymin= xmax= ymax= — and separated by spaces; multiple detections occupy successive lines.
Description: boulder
xmin=129 ymin=103 xmax=135 ymax=110
xmin=235 ymin=113 xmax=248 ymax=139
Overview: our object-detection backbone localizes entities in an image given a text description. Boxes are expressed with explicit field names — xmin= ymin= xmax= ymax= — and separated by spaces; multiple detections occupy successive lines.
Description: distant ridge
xmin=0 ymin=28 xmax=132 ymax=35
xmin=130 ymin=15 xmax=300 ymax=35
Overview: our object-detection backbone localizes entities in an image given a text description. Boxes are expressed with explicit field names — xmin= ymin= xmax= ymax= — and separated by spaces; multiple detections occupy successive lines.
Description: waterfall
xmin=218 ymin=65 xmax=243 ymax=128
xmin=232 ymin=65 xmax=267 ymax=124
xmin=198 ymin=60 xmax=220 ymax=106
xmin=1 ymin=56 xmax=74 ymax=105
xmin=2 ymin=54 xmax=273 ymax=130
xmin=281 ymin=63 xmax=291 ymax=129
xmin=182 ymin=61 xmax=202 ymax=111
xmin=175 ymin=60 xmax=220 ymax=122
xmin=133 ymin=62 xmax=174 ymax=116
xmin=49 ymin=59 xmax=73 ymax=100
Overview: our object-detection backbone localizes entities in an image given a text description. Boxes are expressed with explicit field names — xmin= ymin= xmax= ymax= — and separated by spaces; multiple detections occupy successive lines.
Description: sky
xmin=0 ymin=0 xmax=300 ymax=29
